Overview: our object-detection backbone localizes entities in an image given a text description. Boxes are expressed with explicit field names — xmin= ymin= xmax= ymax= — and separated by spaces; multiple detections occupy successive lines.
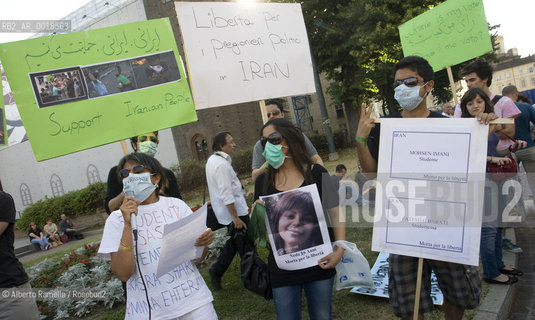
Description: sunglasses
xmin=119 ymin=164 xmax=146 ymax=178
xmin=266 ymin=110 xmax=281 ymax=118
xmin=138 ymin=135 xmax=157 ymax=143
xmin=260 ymin=132 xmax=283 ymax=147
xmin=393 ymin=77 xmax=420 ymax=88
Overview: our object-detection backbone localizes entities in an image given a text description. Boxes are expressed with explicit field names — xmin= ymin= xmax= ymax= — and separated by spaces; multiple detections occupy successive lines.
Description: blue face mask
xmin=263 ymin=142 xmax=285 ymax=169
xmin=139 ymin=141 xmax=157 ymax=156
xmin=123 ymin=173 xmax=155 ymax=202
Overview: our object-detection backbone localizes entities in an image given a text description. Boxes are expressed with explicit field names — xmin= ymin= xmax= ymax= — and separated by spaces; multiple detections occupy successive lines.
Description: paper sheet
xmin=156 ymin=204 xmax=207 ymax=278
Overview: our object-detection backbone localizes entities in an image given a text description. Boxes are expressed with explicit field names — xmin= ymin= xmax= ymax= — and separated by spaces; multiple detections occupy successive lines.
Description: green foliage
xmin=171 ymin=146 xmax=254 ymax=193
xmin=308 ymin=130 xmax=351 ymax=155
xmin=15 ymin=182 xmax=106 ymax=231
xmin=27 ymin=242 xmax=124 ymax=319
xmin=231 ymin=146 xmax=253 ymax=177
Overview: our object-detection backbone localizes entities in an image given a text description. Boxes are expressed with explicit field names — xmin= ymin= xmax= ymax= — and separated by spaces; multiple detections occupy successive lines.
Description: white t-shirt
xmin=98 ymin=196 xmax=213 ymax=320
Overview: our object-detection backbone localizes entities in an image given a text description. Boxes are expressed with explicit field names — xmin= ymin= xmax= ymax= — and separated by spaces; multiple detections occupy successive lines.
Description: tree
xmin=301 ymin=0 xmax=444 ymax=144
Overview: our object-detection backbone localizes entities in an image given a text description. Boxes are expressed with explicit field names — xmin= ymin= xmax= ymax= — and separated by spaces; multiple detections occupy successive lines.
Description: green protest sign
xmin=398 ymin=0 xmax=492 ymax=71
xmin=0 ymin=18 xmax=196 ymax=161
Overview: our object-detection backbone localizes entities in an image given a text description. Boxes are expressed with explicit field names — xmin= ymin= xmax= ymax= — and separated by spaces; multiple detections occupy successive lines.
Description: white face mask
xmin=123 ymin=173 xmax=155 ymax=202
xmin=394 ymin=83 xmax=428 ymax=111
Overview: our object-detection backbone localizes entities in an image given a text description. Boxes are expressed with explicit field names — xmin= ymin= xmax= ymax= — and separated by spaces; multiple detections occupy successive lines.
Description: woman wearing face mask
xmin=460 ymin=88 xmax=524 ymax=285
xmin=98 ymin=153 xmax=217 ymax=320
xmin=253 ymin=118 xmax=345 ymax=320
xmin=268 ymin=191 xmax=323 ymax=256
xmin=104 ymin=131 xmax=182 ymax=215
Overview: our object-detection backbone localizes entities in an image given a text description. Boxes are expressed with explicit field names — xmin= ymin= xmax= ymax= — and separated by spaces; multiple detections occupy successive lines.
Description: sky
xmin=0 ymin=0 xmax=533 ymax=57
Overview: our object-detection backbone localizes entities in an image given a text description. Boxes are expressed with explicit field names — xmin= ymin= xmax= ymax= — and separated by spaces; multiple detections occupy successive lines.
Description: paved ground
xmin=508 ymin=210 xmax=535 ymax=319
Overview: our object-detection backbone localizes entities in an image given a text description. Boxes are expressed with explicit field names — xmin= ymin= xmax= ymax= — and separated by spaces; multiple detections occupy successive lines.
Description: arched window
xmin=20 ymin=183 xmax=33 ymax=206
xmin=50 ymin=174 xmax=64 ymax=197
xmin=191 ymin=134 xmax=208 ymax=160
xmin=87 ymin=164 xmax=100 ymax=184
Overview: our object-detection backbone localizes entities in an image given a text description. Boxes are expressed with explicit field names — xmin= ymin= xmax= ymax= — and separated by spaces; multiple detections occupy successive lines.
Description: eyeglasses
xmin=119 ymin=165 xmax=146 ymax=178
xmin=261 ymin=132 xmax=283 ymax=147
xmin=266 ymin=110 xmax=281 ymax=118
xmin=393 ymin=77 xmax=420 ymax=88
xmin=138 ymin=135 xmax=157 ymax=143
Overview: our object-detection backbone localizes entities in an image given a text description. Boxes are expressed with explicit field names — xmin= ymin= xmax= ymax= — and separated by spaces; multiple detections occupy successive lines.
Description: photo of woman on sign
xmin=268 ymin=191 xmax=323 ymax=256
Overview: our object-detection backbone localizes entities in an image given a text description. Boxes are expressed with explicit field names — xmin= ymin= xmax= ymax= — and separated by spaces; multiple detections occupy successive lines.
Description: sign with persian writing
xmin=0 ymin=18 xmax=196 ymax=161
xmin=398 ymin=0 xmax=492 ymax=71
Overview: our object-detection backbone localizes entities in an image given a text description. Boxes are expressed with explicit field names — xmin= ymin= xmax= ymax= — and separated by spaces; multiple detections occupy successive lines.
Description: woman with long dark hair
xmin=98 ymin=153 xmax=217 ymax=319
xmin=460 ymin=87 xmax=524 ymax=284
xmin=253 ymin=118 xmax=345 ymax=319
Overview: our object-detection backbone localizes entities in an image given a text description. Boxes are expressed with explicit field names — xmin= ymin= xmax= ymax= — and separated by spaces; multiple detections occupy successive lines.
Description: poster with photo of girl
xmin=261 ymin=184 xmax=332 ymax=271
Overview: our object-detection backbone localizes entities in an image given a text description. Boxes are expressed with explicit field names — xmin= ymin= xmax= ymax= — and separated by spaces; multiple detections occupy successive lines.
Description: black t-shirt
xmin=28 ymin=227 xmax=43 ymax=241
xmin=367 ymin=111 xmax=446 ymax=161
xmin=0 ymin=192 xmax=29 ymax=287
xmin=104 ymin=165 xmax=182 ymax=214
xmin=254 ymin=164 xmax=339 ymax=288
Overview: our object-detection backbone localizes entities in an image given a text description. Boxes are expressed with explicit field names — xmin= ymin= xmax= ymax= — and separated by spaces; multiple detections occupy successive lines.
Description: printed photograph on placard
xmin=130 ymin=51 xmax=181 ymax=88
xmin=260 ymin=184 xmax=332 ymax=271
xmin=29 ymin=67 xmax=88 ymax=108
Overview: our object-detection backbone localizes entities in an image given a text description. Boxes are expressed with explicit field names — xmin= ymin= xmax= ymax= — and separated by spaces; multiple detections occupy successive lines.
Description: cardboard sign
xmin=0 ymin=80 xmax=5 ymax=146
xmin=399 ymin=0 xmax=492 ymax=71
xmin=0 ymin=18 xmax=196 ymax=161
xmin=175 ymin=2 xmax=315 ymax=109
xmin=372 ymin=118 xmax=488 ymax=266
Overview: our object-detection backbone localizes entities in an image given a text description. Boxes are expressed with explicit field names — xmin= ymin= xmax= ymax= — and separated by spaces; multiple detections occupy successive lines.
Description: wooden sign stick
xmin=413 ymin=257 xmax=424 ymax=320
xmin=447 ymin=66 xmax=459 ymax=106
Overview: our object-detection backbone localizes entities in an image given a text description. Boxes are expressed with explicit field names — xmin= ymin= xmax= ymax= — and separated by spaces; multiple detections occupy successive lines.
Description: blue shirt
xmin=514 ymin=102 xmax=535 ymax=148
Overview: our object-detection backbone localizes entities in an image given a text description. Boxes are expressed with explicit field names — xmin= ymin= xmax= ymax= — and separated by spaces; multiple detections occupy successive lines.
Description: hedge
xmin=15 ymin=182 xmax=106 ymax=231
xmin=171 ymin=146 xmax=254 ymax=193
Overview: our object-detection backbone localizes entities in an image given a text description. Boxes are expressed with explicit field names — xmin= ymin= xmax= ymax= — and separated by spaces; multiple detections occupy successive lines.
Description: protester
xmin=331 ymin=164 xmax=347 ymax=189
xmin=59 ymin=214 xmax=84 ymax=240
xmin=28 ymin=222 xmax=52 ymax=251
xmin=251 ymin=99 xmax=323 ymax=181
xmin=98 ymin=153 xmax=216 ymax=319
xmin=253 ymin=118 xmax=345 ymax=319
xmin=104 ymin=131 xmax=181 ymax=215
xmin=502 ymin=85 xmax=535 ymax=198
xmin=460 ymin=88 xmax=524 ymax=284
xmin=43 ymin=217 xmax=62 ymax=245
xmin=206 ymin=131 xmax=249 ymax=291
xmin=0 ymin=192 xmax=40 ymax=319
xmin=356 ymin=56 xmax=482 ymax=319
xmin=268 ymin=191 xmax=323 ymax=255
xmin=441 ymin=102 xmax=454 ymax=117
xmin=517 ymin=93 xmax=532 ymax=104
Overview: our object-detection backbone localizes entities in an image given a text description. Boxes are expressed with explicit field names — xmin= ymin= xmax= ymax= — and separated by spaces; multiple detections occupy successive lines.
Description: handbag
xmin=486 ymin=154 xmax=518 ymax=181
xmin=235 ymin=230 xmax=272 ymax=300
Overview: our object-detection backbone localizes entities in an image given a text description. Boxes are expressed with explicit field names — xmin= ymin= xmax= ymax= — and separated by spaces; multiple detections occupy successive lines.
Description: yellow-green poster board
xmin=398 ymin=0 xmax=492 ymax=71
xmin=0 ymin=18 xmax=196 ymax=161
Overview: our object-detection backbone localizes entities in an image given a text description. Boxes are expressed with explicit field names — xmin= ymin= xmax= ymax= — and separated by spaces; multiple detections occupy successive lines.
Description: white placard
xmin=260 ymin=184 xmax=332 ymax=271
xmin=351 ymin=252 xmax=443 ymax=305
xmin=372 ymin=118 xmax=488 ymax=266
xmin=156 ymin=204 xmax=207 ymax=278
xmin=175 ymin=2 xmax=315 ymax=109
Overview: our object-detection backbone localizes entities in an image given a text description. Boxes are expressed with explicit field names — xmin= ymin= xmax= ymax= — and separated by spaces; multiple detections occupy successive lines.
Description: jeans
xmin=30 ymin=236 xmax=49 ymax=250
xmin=480 ymin=226 xmax=505 ymax=279
xmin=272 ymin=277 xmax=334 ymax=320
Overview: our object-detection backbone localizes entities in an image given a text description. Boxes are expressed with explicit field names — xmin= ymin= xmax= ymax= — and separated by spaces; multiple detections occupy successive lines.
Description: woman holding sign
xmin=253 ymin=118 xmax=345 ymax=319
xmin=98 ymin=153 xmax=217 ymax=320
xmin=460 ymin=88 xmax=524 ymax=285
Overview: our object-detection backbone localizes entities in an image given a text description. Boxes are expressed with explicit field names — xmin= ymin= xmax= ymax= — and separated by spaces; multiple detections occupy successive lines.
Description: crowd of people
xmin=4 ymin=54 xmax=534 ymax=320
xmin=37 ymin=71 xmax=84 ymax=104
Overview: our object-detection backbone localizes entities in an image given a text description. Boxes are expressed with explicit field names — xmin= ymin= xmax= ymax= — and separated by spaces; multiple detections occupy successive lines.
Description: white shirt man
xmin=205 ymin=132 xmax=249 ymax=290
